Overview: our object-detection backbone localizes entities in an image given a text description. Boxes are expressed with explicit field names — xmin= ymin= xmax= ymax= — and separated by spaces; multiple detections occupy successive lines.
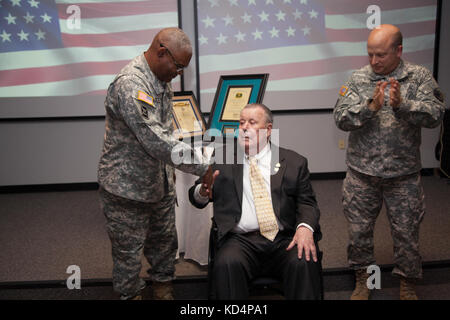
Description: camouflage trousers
xmin=99 ymin=187 xmax=177 ymax=297
xmin=342 ymin=169 xmax=425 ymax=279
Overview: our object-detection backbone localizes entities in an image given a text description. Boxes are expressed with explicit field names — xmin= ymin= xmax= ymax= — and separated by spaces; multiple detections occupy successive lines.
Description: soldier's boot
xmin=119 ymin=279 xmax=146 ymax=300
xmin=400 ymin=277 xmax=418 ymax=300
xmin=350 ymin=269 xmax=370 ymax=300
xmin=153 ymin=281 xmax=174 ymax=300
xmin=120 ymin=293 xmax=142 ymax=300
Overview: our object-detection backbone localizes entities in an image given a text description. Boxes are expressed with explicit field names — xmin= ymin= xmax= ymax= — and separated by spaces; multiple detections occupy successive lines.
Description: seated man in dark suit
xmin=189 ymin=103 xmax=322 ymax=299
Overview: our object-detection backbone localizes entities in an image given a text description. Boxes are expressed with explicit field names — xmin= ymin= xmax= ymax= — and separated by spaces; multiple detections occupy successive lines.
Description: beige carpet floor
xmin=0 ymin=176 xmax=449 ymax=283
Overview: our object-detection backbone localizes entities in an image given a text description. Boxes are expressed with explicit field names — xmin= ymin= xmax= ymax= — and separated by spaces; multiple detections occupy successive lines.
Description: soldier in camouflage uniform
xmin=334 ymin=25 xmax=445 ymax=300
xmin=98 ymin=28 xmax=211 ymax=300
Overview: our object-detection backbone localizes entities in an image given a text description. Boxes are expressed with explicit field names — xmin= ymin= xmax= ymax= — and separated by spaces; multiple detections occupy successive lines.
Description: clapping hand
xmin=369 ymin=81 xmax=388 ymax=112
xmin=388 ymin=77 xmax=402 ymax=109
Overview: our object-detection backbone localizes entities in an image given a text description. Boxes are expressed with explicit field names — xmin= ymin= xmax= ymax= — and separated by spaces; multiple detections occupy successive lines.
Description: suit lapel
xmin=271 ymin=148 xmax=285 ymax=218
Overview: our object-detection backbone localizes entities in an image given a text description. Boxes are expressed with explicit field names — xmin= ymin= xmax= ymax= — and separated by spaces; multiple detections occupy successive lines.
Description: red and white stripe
xmin=0 ymin=0 xmax=179 ymax=97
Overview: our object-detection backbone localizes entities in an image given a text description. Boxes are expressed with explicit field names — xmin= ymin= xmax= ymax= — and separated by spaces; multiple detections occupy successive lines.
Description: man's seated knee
xmin=285 ymin=249 xmax=320 ymax=273
xmin=214 ymin=249 xmax=248 ymax=273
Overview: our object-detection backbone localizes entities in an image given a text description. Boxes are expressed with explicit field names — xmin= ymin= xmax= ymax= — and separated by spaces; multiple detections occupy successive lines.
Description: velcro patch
xmin=339 ymin=86 xmax=349 ymax=97
xmin=137 ymin=91 xmax=154 ymax=107
xmin=141 ymin=105 xmax=149 ymax=119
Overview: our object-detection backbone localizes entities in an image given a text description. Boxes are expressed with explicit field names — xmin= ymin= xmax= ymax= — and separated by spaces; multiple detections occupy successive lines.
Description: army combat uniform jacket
xmin=98 ymin=54 xmax=208 ymax=202
xmin=334 ymin=60 xmax=445 ymax=178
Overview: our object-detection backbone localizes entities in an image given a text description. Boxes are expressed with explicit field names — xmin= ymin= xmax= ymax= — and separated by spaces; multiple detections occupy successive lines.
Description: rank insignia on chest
xmin=339 ymin=86 xmax=349 ymax=97
xmin=141 ymin=105 xmax=149 ymax=119
xmin=137 ymin=90 xmax=155 ymax=107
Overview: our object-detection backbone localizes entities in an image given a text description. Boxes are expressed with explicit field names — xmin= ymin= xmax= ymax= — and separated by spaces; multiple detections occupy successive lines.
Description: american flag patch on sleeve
xmin=339 ymin=86 xmax=349 ymax=97
xmin=137 ymin=91 xmax=154 ymax=107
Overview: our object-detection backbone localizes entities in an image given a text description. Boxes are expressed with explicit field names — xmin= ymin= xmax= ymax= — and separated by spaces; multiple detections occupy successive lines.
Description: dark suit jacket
xmin=189 ymin=145 xmax=321 ymax=244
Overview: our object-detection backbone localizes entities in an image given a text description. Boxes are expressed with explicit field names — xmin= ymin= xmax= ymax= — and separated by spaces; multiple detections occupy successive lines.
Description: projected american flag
xmin=196 ymin=0 xmax=438 ymax=111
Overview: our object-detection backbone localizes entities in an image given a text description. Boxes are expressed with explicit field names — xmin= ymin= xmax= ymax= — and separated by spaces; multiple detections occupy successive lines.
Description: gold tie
xmin=248 ymin=157 xmax=279 ymax=241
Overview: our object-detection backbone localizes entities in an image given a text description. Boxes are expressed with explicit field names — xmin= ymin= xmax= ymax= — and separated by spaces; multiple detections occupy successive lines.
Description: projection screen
xmin=196 ymin=0 xmax=439 ymax=112
xmin=0 ymin=0 xmax=439 ymax=117
xmin=0 ymin=0 xmax=180 ymax=118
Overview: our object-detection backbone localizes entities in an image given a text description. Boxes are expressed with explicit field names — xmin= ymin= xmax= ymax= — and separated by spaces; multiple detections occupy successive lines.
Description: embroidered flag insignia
xmin=137 ymin=91 xmax=154 ymax=107
xmin=339 ymin=86 xmax=349 ymax=96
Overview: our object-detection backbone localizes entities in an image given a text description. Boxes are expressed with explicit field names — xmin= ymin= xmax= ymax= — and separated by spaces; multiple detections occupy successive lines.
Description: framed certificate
xmin=207 ymin=74 xmax=269 ymax=137
xmin=171 ymin=91 xmax=206 ymax=139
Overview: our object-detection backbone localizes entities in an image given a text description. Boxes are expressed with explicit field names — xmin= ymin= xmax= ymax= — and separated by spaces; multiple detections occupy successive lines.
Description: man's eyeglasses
xmin=160 ymin=43 xmax=185 ymax=72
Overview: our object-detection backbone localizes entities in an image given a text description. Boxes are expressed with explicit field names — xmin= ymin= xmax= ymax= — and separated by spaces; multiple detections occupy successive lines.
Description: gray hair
xmin=155 ymin=27 xmax=192 ymax=54
xmin=166 ymin=28 xmax=192 ymax=53
xmin=243 ymin=103 xmax=273 ymax=124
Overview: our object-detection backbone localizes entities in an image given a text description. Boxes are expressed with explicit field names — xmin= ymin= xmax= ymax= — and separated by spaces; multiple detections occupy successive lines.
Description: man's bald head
xmin=153 ymin=28 xmax=192 ymax=57
xmin=368 ymin=24 xmax=402 ymax=49
xmin=145 ymin=28 xmax=193 ymax=83
xmin=367 ymin=24 xmax=403 ymax=75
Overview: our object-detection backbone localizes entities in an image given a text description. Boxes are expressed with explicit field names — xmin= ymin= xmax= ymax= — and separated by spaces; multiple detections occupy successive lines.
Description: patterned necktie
xmin=248 ymin=157 xmax=279 ymax=241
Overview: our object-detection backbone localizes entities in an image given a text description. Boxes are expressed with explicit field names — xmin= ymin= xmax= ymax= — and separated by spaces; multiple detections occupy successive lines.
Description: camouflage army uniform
xmin=334 ymin=59 xmax=445 ymax=279
xmin=98 ymin=53 xmax=209 ymax=299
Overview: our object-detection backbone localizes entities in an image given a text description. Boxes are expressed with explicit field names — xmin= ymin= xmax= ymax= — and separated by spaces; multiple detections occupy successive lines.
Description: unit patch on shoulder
xmin=339 ymin=86 xmax=349 ymax=97
xmin=141 ymin=105 xmax=149 ymax=119
xmin=137 ymin=90 xmax=155 ymax=107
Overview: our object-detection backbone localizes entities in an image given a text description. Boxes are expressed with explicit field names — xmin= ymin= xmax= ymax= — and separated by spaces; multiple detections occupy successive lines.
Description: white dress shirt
xmin=194 ymin=144 xmax=313 ymax=234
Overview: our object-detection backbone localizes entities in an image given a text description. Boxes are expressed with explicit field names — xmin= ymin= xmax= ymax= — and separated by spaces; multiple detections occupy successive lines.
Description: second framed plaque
xmin=207 ymin=74 xmax=269 ymax=138
xmin=171 ymin=91 xmax=206 ymax=139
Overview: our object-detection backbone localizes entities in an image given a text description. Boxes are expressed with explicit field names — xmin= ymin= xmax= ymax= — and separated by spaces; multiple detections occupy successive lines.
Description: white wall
xmin=0 ymin=119 xmax=105 ymax=186
xmin=0 ymin=1 xmax=447 ymax=186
